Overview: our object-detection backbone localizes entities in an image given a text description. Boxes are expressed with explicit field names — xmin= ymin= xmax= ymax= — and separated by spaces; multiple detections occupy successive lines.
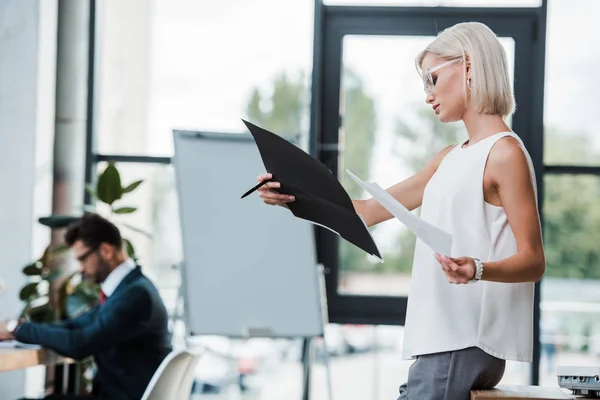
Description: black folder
xmin=241 ymin=119 xmax=382 ymax=261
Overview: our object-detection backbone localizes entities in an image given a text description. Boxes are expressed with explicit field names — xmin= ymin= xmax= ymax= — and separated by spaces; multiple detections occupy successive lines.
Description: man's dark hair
xmin=65 ymin=213 xmax=123 ymax=250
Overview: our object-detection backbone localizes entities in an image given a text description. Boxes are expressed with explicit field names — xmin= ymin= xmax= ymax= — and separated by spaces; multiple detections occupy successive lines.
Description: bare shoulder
xmin=426 ymin=144 xmax=457 ymax=172
xmin=487 ymin=136 xmax=531 ymax=182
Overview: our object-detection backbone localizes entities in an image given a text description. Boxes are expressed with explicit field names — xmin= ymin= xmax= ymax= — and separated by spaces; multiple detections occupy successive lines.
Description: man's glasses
xmin=76 ymin=246 xmax=98 ymax=263
xmin=423 ymin=58 xmax=460 ymax=96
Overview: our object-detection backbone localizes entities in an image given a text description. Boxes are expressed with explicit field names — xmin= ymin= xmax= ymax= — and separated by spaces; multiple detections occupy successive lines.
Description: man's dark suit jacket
xmin=15 ymin=266 xmax=173 ymax=400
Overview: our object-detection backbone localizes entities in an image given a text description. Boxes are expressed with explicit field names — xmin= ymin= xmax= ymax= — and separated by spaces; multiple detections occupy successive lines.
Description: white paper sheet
xmin=346 ymin=170 xmax=453 ymax=256
xmin=0 ymin=340 xmax=41 ymax=349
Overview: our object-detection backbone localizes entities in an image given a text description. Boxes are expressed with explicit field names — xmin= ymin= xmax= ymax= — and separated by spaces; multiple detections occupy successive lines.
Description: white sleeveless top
xmin=401 ymin=131 xmax=536 ymax=362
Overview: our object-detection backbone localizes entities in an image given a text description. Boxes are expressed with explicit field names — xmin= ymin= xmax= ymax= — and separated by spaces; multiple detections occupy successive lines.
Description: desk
xmin=0 ymin=347 xmax=71 ymax=373
xmin=0 ymin=347 xmax=78 ymax=394
xmin=471 ymin=385 xmax=599 ymax=399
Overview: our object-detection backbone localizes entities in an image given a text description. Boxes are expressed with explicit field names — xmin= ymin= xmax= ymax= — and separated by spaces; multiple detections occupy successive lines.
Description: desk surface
xmin=471 ymin=385 xmax=598 ymax=399
xmin=0 ymin=348 xmax=71 ymax=373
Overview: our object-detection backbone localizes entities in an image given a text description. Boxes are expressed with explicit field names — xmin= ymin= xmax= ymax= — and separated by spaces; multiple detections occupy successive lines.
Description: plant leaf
xmin=19 ymin=282 xmax=39 ymax=301
xmin=58 ymin=271 xmax=80 ymax=293
xmin=50 ymin=244 xmax=70 ymax=256
xmin=38 ymin=215 xmax=80 ymax=228
xmin=122 ymin=180 xmax=143 ymax=194
xmin=28 ymin=302 xmax=54 ymax=323
xmin=40 ymin=244 xmax=55 ymax=266
xmin=120 ymin=222 xmax=153 ymax=239
xmin=96 ymin=162 xmax=123 ymax=206
xmin=56 ymin=271 xmax=80 ymax=318
xmin=34 ymin=243 xmax=69 ymax=268
xmin=43 ymin=270 xmax=62 ymax=281
xmin=123 ymin=238 xmax=136 ymax=259
xmin=113 ymin=206 xmax=137 ymax=214
xmin=22 ymin=263 xmax=42 ymax=276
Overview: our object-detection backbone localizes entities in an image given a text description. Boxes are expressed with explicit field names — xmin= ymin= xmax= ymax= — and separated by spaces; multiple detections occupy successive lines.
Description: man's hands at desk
xmin=0 ymin=321 xmax=15 ymax=340
xmin=0 ymin=319 xmax=20 ymax=341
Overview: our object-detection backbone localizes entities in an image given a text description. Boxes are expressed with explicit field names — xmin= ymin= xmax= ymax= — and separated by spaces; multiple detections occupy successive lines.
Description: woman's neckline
xmin=458 ymin=131 xmax=514 ymax=150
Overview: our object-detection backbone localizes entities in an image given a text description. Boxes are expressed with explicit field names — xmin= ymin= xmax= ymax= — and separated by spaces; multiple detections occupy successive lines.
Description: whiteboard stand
xmin=301 ymin=263 xmax=328 ymax=400
xmin=174 ymin=262 xmax=331 ymax=400
xmin=301 ymin=337 xmax=312 ymax=400
xmin=303 ymin=265 xmax=334 ymax=400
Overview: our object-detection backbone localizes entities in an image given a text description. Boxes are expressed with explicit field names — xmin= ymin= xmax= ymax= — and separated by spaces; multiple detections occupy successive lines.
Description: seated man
xmin=0 ymin=213 xmax=173 ymax=400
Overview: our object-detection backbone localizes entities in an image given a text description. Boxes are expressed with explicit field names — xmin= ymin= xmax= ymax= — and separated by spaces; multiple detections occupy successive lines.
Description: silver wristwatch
xmin=469 ymin=258 xmax=484 ymax=283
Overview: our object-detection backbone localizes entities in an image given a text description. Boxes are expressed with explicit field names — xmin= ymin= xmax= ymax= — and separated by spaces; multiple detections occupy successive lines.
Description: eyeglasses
xmin=423 ymin=58 xmax=460 ymax=96
xmin=76 ymin=246 xmax=98 ymax=263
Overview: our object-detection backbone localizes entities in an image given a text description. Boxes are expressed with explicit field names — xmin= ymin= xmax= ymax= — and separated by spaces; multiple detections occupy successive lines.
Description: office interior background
xmin=0 ymin=0 xmax=598 ymax=398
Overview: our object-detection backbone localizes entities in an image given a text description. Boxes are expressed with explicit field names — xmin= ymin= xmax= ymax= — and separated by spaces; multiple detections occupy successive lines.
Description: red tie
xmin=99 ymin=290 xmax=106 ymax=306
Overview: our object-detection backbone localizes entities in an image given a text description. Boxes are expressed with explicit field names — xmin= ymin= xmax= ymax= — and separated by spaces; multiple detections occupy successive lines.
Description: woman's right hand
xmin=256 ymin=173 xmax=295 ymax=208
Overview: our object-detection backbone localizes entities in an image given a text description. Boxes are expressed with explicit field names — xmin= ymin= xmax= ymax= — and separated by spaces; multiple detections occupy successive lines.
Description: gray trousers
xmin=397 ymin=346 xmax=506 ymax=400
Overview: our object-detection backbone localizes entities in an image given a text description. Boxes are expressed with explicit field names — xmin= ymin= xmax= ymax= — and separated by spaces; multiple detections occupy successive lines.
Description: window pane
xmin=501 ymin=362 xmax=530 ymax=385
xmin=324 ymin=0 xmax=542 ymax=7
xmin=337 ymin=35 xmax=514 ymax=297
xmin=540 ymin=175 xmax=600 ymax=386
xmin=186 ymin=324 xmax=409 ymax=399
xmin=544 ymin=0 xmax=600 ymax=166
xmin=311 ymin=324 xmax=409 ymax=399
xmin=96 ymin=0 xmax=314 ymax=156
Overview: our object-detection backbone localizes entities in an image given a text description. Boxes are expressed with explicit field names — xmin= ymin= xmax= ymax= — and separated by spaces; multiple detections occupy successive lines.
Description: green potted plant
xmin=40 ymin=161 xmax=146 ymax=260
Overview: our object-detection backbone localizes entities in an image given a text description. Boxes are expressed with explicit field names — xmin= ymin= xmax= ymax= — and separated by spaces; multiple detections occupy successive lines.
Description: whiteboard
xmin=173 ymin=130 xmax=324 ymax=338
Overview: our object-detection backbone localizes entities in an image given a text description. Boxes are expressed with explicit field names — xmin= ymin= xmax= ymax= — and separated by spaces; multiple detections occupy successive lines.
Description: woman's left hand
xmin=434 ymin=253 xmax=476 ymax=284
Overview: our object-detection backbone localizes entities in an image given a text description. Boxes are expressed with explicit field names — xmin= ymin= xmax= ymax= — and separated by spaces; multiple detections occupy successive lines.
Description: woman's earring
xmin=467 ymin=78 xmax=472 ymax=90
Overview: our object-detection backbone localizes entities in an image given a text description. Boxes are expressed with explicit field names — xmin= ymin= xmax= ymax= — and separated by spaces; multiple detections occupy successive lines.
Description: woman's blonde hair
xmin=415 ymin=22 xmax=515 ymax=118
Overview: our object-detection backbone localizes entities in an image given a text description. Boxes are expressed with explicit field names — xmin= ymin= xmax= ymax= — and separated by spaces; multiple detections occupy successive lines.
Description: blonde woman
xmin=257 ymin=21 xmax=545 ymax=399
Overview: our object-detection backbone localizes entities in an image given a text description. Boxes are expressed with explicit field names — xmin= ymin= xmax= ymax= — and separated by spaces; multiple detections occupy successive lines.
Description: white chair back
xmin=141 ymin=349 xmax=202 ymax=400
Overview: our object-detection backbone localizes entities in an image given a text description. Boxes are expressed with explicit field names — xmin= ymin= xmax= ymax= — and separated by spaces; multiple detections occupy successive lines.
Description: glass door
xmin=314 ymin=8 xmax=539 ymax=328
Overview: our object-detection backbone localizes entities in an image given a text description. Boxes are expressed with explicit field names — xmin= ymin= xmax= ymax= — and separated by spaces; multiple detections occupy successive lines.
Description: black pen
xmin=240 ymin=178 xmax=273 ymax=199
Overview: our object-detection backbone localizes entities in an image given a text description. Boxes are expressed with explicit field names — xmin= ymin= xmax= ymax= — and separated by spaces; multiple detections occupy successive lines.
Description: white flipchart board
xmin=172 ymin=130 xmax=325 ymax=338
